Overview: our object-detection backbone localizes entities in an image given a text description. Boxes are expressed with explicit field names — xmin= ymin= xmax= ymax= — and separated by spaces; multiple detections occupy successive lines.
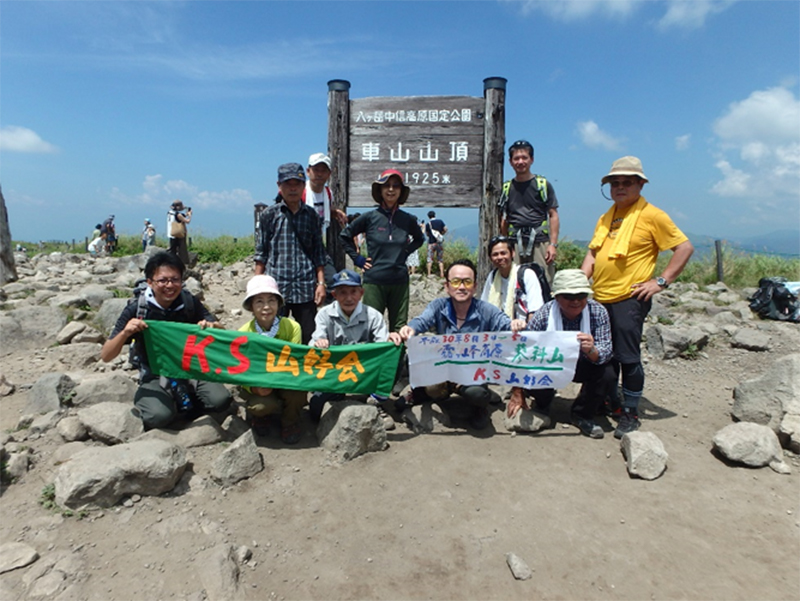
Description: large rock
xmin=94 ymin=298 xmax=130 ymax=336
xmin=730 ymin=329 xmax=771 ymax=351
xmin=56 ymin=321 xmax=87 ymax=345
xmin=0 ymin=542 xmax=39 ymax=574
xmin=621 ymin=431 xmax=668 ymax=480
xmin=77 ymin=402 xmax=144 ymax=444
xmin=0 ymin=305 xmax=67 ymax=352
xmin=54 ymin=439 xmax=187 ymax=508
xmin=26 ymin=373 xmax=76 ymax=414
xmin=317 ymin=402 xmax=388 ymax=461
xmin=645 ymin=324 xmax=708 ymax=360
xmin=137 ymin=415 xmax=225 ymax=448
xmin=732 ymin=354 xmax=800 ymax=433
xmin=72 ymin=373 xmax=138 ymax=406
xmin=713 ymin=422 xmax=789 ymax=474
xmin=195 ymin=544 xmax=244 ymax=601
xmin=211 ymin=430 xmax=263 ymax=486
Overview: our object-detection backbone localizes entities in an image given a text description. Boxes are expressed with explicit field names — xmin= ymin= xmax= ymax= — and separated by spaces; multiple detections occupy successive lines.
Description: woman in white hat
xmin=238 ymin=275 xmax=306 ymax=444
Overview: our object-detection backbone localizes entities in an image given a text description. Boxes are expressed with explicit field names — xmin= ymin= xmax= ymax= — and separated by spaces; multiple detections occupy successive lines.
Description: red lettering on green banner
xmin=181 ymin=334 xmax=215 ymax=373
xmin=227 ymin=335 xmax=251 ymax=375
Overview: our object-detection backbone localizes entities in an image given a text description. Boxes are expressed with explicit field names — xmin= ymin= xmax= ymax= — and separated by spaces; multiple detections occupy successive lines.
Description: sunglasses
xmin=609 ymin=179 xmax=639 ymax=188
xmin=560 ymin=293 xmax=589 ymax=301
xmin=448 ymin=277 xmax=475 ymax=288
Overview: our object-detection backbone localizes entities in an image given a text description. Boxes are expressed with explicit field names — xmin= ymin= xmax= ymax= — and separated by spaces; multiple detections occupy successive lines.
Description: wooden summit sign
xmin=348 ymin=96 xmax=485 ymax=208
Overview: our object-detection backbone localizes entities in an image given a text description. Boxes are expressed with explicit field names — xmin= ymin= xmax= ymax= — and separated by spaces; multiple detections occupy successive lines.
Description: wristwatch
xmin=656 ymin=276 xmax=669 ymax=288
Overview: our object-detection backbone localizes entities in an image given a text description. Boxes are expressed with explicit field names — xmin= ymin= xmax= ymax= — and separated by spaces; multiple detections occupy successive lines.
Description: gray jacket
xmin=310 ymin=302 xmax=389 ymax=346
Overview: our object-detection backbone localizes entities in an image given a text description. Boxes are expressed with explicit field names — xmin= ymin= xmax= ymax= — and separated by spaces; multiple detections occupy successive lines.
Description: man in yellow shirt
xmin=581 ymin=156 xmax=694 ymax=439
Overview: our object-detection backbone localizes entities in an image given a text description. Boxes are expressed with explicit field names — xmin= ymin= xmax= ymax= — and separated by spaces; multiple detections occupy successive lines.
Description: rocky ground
xmin=0 ymin=249 xmax=798 ymax=601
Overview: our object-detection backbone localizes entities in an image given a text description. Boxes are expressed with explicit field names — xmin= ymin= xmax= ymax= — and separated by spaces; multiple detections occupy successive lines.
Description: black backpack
xmin=515 ymin=263 xmax=553 ymax=314
xmin=748 ymin=277 xmax=800 ymax=322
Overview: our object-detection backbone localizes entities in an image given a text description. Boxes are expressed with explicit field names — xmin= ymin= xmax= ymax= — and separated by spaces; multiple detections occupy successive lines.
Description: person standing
xmin=100 ymin=215 xmax=117 ymax=254
xmin=499 ymin=139 xmax=560 ymax=284
xmin=167 ymin=200 xmax=191 ymax=266
xmin=142 ymin=218 xmax=155 ymax=252
xmin=425 ymin=210 xmax=447 ymax=278
xmin=304 ymin=153 xmax=347 ymax=241
xmin=254 ymin=162 xmax=326 ymax=344
xmin=581 ymin=156 xmax=694 ymax=439
xmin=340 ymin=169 xmax=424 ymax=332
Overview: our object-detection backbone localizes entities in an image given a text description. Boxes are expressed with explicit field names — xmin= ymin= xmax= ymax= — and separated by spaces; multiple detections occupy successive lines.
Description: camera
xmin=187 ymin=207 xmax=192 ymax=211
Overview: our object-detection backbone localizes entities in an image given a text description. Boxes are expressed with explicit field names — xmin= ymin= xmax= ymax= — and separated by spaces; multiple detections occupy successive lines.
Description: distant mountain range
xmin=447 ymin=224 xmax=799 ymax=258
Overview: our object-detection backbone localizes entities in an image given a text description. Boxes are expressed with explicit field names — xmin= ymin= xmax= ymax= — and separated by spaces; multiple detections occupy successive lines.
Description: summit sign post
xmin=348 ymin=96 xmax=485 ymax=208
xmin=325 ymin=78 xmax=506 ymax=281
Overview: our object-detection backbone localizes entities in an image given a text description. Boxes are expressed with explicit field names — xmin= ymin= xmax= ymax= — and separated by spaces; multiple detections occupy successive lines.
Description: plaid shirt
xmin=527 ymin=299 xmax=612 ymax=364
xmin=254 ymin=202 xmax=325 ymax=304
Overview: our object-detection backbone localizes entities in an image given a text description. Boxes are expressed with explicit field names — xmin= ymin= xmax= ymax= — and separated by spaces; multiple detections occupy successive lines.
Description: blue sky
xmin=2 ymin=0 xmax=799 ymax=247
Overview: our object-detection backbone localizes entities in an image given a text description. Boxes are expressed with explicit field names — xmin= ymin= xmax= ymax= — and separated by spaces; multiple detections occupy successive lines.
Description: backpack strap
xmin=516 ymin=263 xmax=553 ymax=314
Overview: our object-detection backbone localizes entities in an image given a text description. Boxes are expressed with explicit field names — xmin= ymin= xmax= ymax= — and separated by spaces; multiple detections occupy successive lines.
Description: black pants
xmin=527 ymin=359 xmax=617 ymax=419
xmin=282 ymin=301 xmax=317 ymax=345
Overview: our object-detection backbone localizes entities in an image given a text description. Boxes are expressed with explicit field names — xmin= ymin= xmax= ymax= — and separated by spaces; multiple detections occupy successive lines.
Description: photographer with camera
xmin=167 ymin=200 xmax=192 ymax=266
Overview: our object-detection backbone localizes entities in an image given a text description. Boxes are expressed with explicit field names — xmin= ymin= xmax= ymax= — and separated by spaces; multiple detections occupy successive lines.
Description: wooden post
xmin=715 ymin=239 xmax=724 ymax=282
xmin=327 ymin=79 xmax=351 ymax=271
xmin=478 ymin=77 xmax=507 ymax=285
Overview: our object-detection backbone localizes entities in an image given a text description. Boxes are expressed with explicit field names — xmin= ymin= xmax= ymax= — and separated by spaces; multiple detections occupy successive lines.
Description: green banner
xmin=142 ymin=321 xmax=402 ymax=397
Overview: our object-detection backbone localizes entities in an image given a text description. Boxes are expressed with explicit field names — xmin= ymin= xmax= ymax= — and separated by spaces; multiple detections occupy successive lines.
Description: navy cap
xmin=277 ymin=163 xmax=306 ymax=183
xmin=332 ymin=269 xmax=362 ymax=288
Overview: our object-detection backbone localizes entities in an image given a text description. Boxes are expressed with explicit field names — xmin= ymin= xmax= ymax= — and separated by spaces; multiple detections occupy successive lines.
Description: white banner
xmin=407 ymin=331 xmax=580 ymax=389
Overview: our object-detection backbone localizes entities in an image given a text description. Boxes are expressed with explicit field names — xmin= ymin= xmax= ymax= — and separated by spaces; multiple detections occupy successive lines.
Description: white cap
xmin=308 ymin=153 xmax=332 ymax=169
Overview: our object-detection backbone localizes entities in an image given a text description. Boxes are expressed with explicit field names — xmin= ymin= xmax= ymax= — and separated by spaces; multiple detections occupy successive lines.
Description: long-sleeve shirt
xmin=254 ymin=203 xmax=326 ymax=304
xmin=526 ymin=299 xmax=612 ymax=365
xmin=408 ymin=297 xmax=511 ymax=335
xmin=340 ymin=206 xmax=424 ymax=286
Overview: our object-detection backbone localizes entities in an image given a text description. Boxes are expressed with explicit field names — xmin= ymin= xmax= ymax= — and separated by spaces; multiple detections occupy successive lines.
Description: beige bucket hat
xmin=552 ymin=269 xmax=593 ymax=297
xmin=601 ymin=156 xmax=649 ymax=185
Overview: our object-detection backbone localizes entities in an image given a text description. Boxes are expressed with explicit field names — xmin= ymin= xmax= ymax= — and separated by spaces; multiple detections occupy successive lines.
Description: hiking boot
xmin=614 ymin=409 xmax=641 ymax=439
xmin=280 ymin=422 xmax=303 ymax=445
xmin=571 ymin=414 xmax=604 ymax=439
xmin=367 ymin=394 xmax=396 ymax=431
xmin=394 ymin=388 xmax=415 ymax=413
xmin=469 ymin=406 xmax=491 ymax=430
xmin=249 ymin=414 xmax=271 ymax=438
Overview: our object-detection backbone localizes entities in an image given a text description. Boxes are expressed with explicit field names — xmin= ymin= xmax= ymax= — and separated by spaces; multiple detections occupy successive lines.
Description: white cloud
xmin=112 ymin=174 xmax=255 ymax=210
xmin=576 ymin=120 xmax=622 ymax=150
xmin=515 ymin=0 xmax=643 ymax=20
xmin=512 ymin=0 xmax=736 ymax=28
xmin=710 ymin=86 xmax=800 ymax=202
xmin=658 ymin=1 xmax=738 ymax=30
xmin=675 ymin=134 xmax=691 ymax=150
xmin=0 ymin=126 xmax=59 ymax=153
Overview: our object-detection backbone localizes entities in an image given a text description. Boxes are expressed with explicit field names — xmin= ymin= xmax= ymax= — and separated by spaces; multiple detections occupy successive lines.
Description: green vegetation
xmin=13 ymin=235 xmax=798 ymax=289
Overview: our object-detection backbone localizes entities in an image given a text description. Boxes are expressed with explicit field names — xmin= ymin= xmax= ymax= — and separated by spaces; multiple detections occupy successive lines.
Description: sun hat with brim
xmin=601 ymin=156 xmax=649 ymax=185
xmin=371 ymin=169 xmax=410 ymax=204
xmin=242 ymin=275 xmax=284 ymax=311
xmin=552 ymin=269 xmax=593 ymax=297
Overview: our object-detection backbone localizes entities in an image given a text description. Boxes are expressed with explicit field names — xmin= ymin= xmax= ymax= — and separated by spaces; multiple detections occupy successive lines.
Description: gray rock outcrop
xmin=0 ymin=542 xmax=39 ymax=574
xmin=211 ymin=430 xmax=263 ymax=486
xmin=317 ymin=402 xmax=388 ymax=461
xmin=77 ymin=402 xmax=144 ymax=444
xmin=54 ymin=438 xmax=188 ymax=508
xmin=621 ymin=431 xmax=668 ymax=480
xmin=732 ymin=354 xmax=800 ymax=434
xmin=26 ymin=373 xmax=75 ymax=414
xmin=713 ymin=422 xmax=790 ymax=474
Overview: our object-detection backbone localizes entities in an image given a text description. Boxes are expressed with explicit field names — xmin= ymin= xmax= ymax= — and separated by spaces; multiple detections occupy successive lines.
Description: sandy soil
xmin=1 ymin=275 xmax=799 ymax=601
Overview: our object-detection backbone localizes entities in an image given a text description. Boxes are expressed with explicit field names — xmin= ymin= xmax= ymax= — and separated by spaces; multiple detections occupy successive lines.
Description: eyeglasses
xmin=560 ymin=293 xmax=588 ymax=301
xmin=152 ymin=277 xmax=182 ymax=287
xmin=609 ymin=179 xmax=638 ymax=188
xmin=448 ymin=277 xmax=475 ymax=288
